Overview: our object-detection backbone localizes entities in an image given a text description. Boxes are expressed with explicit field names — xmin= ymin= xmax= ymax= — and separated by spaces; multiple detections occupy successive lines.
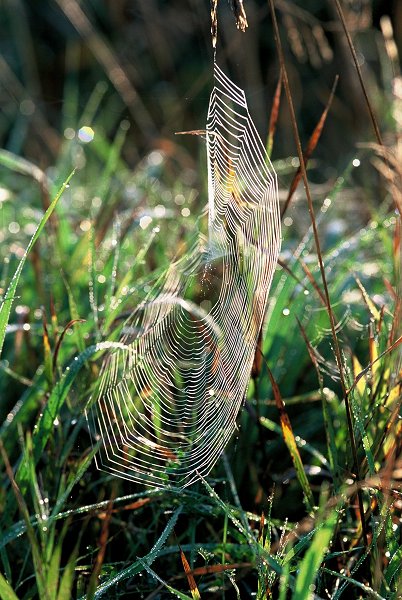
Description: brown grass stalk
xmin=281 ymin=75 xmax=339 ymax=218
xmin=267 ymin=0 xmax=369 ymax=546
xmin=267 ymin=69 xmax=282 ymax=157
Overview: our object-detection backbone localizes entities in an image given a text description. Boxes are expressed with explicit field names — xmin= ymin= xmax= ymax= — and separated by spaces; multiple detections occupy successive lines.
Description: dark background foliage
xmin=1 ymin=0 xmax=401 ymax=165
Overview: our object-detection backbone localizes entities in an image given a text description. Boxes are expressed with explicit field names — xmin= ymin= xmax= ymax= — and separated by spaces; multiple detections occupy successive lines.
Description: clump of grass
xmin=0 ymin=1 xmax=401 ymax=598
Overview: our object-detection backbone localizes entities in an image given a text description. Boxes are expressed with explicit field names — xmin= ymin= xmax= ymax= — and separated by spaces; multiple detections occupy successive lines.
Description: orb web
xmin=85 ymin=63 xmax=281 ymax=487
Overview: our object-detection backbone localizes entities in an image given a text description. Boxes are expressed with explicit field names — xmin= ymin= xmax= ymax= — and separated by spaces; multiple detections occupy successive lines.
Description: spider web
xmin=85 ymin=63 xmax=281 ymax=487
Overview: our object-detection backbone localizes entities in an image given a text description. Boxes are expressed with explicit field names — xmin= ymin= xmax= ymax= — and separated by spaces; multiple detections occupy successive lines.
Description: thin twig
xmin=332 ymin=0 xmax=383 ymax=148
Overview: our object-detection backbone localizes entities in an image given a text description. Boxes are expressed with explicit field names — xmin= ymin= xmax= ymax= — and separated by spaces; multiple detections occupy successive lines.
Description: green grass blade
xmin=62 ymin=275 xmax=86 ymax=355
xmin=292 ymin=502 xmax=338 ymax=600
xmin=0 ymin=442 xmax=50 ymax=600
xmin=47 ymin=521 xmax=70 ymax=600
xmin=57 ymin=543 xmax=80 ymax=600
xmin=278 ymin=559 xmax=291 ymax=600
xmin=0 ymin=171 xmax=75 ymax=358
xmin=32 ymin=342 xmax=128 ymax=463
xmin=0 ymin=572 xmax=19 ymax=600
xmin=51 ymin=444 xmax=100 ymax=520
xmin=5 ymin=342 xmax=128 ymax=523
xmin=384 ymin=546 xmax=402 ymax=589
xmin=0 ymin=149 xmax=47 ymax=182
xmin=87 ymin=505 xmax=183 ymax=599
xmin=138 ymin=560 xmax=193 ymax=600
xmin=322 ymin=567 xmax=386 ymax=600
xmin=349 ymin=392 xmax=376 ymax=476
xmin=201 ymin=477 xmax=283 ymax=576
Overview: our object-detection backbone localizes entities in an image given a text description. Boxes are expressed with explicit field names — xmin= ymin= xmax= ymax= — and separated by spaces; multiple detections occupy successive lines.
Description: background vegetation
xmin=0 ymin=0 xmax=401 ymax=598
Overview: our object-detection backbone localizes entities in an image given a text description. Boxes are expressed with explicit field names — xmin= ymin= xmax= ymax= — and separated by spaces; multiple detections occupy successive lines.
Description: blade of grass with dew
xmin=138 ymin=560 xmax=194 ymax=600
xmin=200 ymin=477 xmax=284 ymax=577
xmin=102 ymin=218 xmax=121 ymax=329
xmin=256 ymin=502 xmax=275 ymax=599
xmin=227 ymin=571 xmax=241 ymax=600
xmin=0 ymin=573 xmax=19 ymax=600
xmin=86 ymin=505 xmax=183 ymax=599
xmin=324 ymin=567 xmax=387 ymax=600
xmin=2 ymin=342 xmax=127 ymax=524
xmin=222 ymin=511 xmax=228 ymax=566
xmin=396 ymin=568 xmax=402 ymax=600
xmin=292 ymin=501 xmax=338 ymax=600
xmin=296 ymin=317 xmax=340 ymax=484
xmin=349 ymin=391 xmax=376 ymax=476
xmin=88 ymin=224 xmax=100 ymax=340
xmin=353 ymin=354 xmax=367 ymax=398
xmin=281 ymin=523 xmax=325 ymax=568
xmin=0 ymin=441 xmax=50 ymax=600
xmin=42 ymin=313 xmax=53 ymax=386
xmin=0 ymin=171 xmax=75 ymax=358
xmin=379 ymin=512 xmax=399 ymax=596
xmin=25 ymin=431 xmax=51 ymax=556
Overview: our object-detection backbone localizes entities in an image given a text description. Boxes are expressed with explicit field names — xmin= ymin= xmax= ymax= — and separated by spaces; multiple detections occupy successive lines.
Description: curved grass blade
xmin=0 ymin=573 xmax=19 ymax=600
xmin=5 ymin=342 xmax=129 ymax=520
xmin=87 ymin=505 xmax=183 ymax=599
xmin=292 ymin=500 xmax=338 ymax=600
xmin=0 ymin=171 xmax=75 ymax=358
xmin=266 ymin=366 xmax=314 ymax=512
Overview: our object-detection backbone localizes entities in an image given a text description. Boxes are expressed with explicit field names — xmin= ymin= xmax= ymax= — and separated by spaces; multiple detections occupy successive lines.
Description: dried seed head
xmin=211 ymin=0 xmax=218 ymax=49
xmin=231 ymin=0 xmax=248 ymax=32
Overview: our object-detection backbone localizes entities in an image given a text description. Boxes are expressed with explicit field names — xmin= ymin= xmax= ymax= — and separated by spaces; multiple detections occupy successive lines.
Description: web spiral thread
xmin=85 ymin=63 xmax=281 ymax=487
